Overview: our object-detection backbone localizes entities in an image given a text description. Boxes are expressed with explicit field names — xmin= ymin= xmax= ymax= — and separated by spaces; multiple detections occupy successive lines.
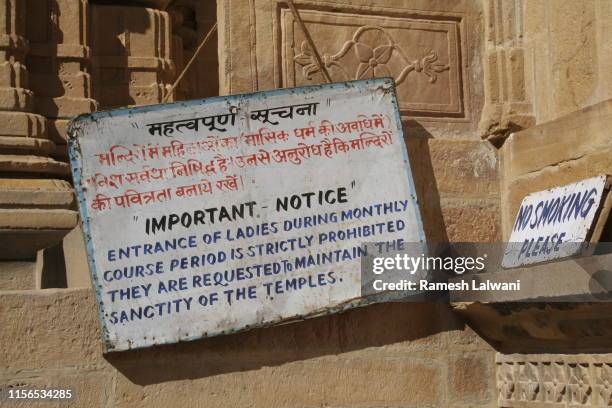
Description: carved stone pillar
xmin=91 ymin=4 xmax=175 ymax=110
xmin=26 ymin=0 xmax=97 ymax=161
xmin=0 ymin=0 xmax=77 ymax=260
xmin=478 ymin=0 xmax=535 ymax=144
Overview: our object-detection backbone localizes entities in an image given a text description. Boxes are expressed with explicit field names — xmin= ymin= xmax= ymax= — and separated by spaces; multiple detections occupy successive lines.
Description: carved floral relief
xmin=281 ymin=8 xmax=466 ymax=118
xmin=293 ymin=26 xmax=450 ymax=86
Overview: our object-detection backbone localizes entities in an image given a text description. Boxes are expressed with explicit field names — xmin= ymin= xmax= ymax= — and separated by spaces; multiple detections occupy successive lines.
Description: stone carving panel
xmin=280 ymin=8 xmax=467 ymax=119
xmin=496 ymin=355 xmax=612 ymax=407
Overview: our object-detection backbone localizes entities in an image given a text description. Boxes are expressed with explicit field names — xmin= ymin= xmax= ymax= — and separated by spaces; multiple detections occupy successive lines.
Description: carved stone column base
xmin=0 ymin=86 xmax=34 ymax=112
xmin=0 ymin=110 xmax=45 ymax=137
xmin=0 ymin=179 xmax=77 ymax=259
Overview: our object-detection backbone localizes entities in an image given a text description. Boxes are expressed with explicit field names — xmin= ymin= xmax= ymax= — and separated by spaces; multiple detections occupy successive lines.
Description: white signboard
xmin=503 ymin=175 xmax=609 ymax=268
xmin=69 ymin=78 xmax=426 ymax=352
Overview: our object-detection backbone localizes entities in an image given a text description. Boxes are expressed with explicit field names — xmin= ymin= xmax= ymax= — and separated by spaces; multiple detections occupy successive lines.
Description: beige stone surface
xmin=0 ymin=370 xmax=113 ymax=408
xmin=478 ymin=0 xmax=535 ymax=142
xmin=441 ymin=200 xmax=501 ymax=242
xmin=0 ymin=209 xmax=77 ymax=229
xmin=0 ymin=111 xmax=46 ymax=139
xmin=427 ymin=139 xmax=498 ymax=198
xmin=502 ymin=99 xmax=612 ymax=180
xmin=483 ymin=0 xmax=612 ymax=143
xmin=0 ymin=288 xmax=497 ymax=408
xmin=62 ymin=225 xmax=91 ymax=288
xmin=500 ymin=98 xmax=612 ymax=239
xmin=0 ymin=289 xmax=105 ymax=372
xmin=0 ymin=155 xmax=70 ymax=176
xmin=218 ymin=0 xmax=484 ymax=138
xmin=115 ymin=357 xmax=441 ymax=407
xmin=448 ymin=353 xmax=493 ymax=403
xmin=0 ymin=261 xmax=35 ymax=290
xmin=0 ymin=135 xmax=55 ymax=155
xmin=0 ymin=230 xmax=72 ymax=260
xmin=0 ymin=179 xmax=74 ymax=207
xmin=401 ymin=135 xmax=500 ymax=243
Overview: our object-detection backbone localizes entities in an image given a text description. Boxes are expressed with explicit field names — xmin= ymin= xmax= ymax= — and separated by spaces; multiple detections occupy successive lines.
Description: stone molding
xmin=478 ymin=0 xmax=535 ymax=143
xmin=497 ymin=353 xmax=612 ymax=407
xmin=0 ymin=0 xmax=78 ymax=255
xmin=91 ymin=4 xmax=175 ymax=110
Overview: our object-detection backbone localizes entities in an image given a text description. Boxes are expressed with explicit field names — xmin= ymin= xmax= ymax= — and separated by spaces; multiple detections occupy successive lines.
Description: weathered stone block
xmin=0 ymin=289 xmax=104 ymax=371
xmin=502 ymin=99 xmax=612 ymax=181
xmin=62 ymin=225 xmax=91 ymax=288
xmin=478 ymin=0 xmax=535 ymax=142
xmin=0 ymin=261 xmax=36 ymax=290
xmin=441 ymin=200 xmax=501 ymax=242
xmin=0 ymin=136 xmax=55 ymax=155
xmin=448 ymin=353 xmax=493 ymax=403
xmin=549 ymin=0 xmax=597 ymax=119
xmin=0 ymin=111 xmax=46 ymax=139
xmin=0 ymin=230 xmax=74 ymax=260
xmin=113 ymin=356 xmax=441 ymax=408
xmin=428 ymin=138 xmax=498 ymax=197
xmin=0 ymin=86 xmax=33 ymax=111
xmin=0 ymin=179 xmax=74 ymax=207
xmin=0 ymin=209 xmax=77 ymax=229
xmin=0 ymin=154 xmax=69 ymax=176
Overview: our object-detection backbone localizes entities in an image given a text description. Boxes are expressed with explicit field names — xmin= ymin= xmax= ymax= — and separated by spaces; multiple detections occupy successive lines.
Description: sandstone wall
xmin=480 ymin=0 xmax=612 ymax=142
xmin=0 ymin=288 xmax=496 ymax=407
xmin=500 ymin=99 xmax=612 ymax=239
xmin=0 ymin=1 xmax=506 ymax=407
xmin=217 ymin=0 xmax=500 ymax=244
xmin=489 ymin=4 xmax=612 ymax=408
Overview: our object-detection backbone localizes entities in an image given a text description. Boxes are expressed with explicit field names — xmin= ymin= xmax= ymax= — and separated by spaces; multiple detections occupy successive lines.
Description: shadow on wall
xmin=104 ymin=119 xmax=458 ymax=385
xmin=90 ymin=4 xmax=155 ymax=110
xmin=105 ymin=300 xmax=465 ymax=385
xmin=403 ymin=119 xmax=448 ymax=244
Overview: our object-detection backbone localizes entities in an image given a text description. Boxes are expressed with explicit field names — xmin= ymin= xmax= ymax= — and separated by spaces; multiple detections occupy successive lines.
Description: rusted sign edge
xmin=67 ymin=124 xmax=114 ymax=352
xmin=67 ymin=78 xmax=428 ymax=353
xmin=587 ymin=175 xmax=612 ymax=244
